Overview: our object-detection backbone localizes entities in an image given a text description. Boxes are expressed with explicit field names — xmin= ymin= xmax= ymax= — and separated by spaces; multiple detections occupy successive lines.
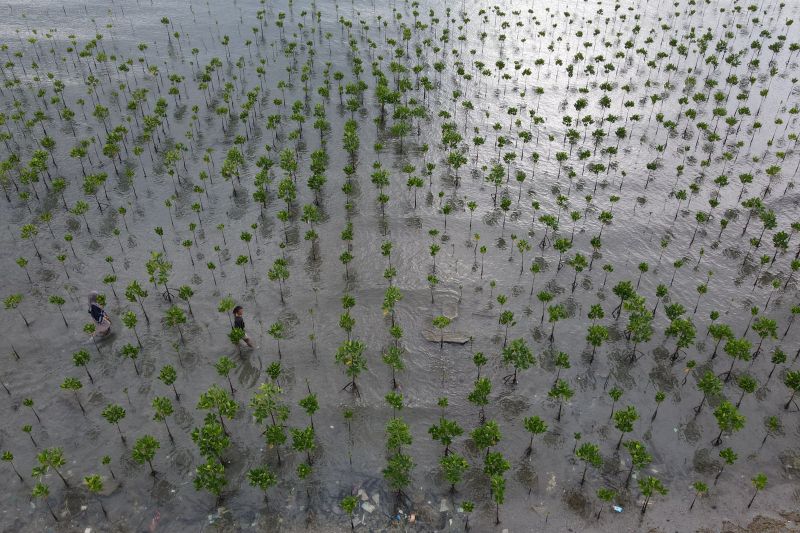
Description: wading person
xmin=233 ymin=305 xmax=256 ymax=348
xmin=88 ymin=291 xmax=112 ymax=337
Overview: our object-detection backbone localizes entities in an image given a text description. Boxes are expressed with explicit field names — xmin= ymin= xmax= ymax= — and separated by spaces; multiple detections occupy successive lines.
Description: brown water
xmin=1 ymin=0 xmax=799 ymax=531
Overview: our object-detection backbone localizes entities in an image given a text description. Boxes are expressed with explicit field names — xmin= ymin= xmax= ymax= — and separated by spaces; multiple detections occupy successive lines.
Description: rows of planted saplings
xmin=1 ymin=0 xmax=800 ymax=528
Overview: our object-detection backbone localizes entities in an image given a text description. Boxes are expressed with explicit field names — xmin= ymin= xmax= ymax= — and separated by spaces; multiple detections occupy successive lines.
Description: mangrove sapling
xmin=23 ymin=398 xmax=41 ymax=424
xmin=218 ymin=297 xmax=235 ymax=329
xmin=586 ymin=324 xmax=609 ymax=365
xmin=177 ymin=285 xmax=194 ymax=317
xmin=751 ymin=317 xmax=777 ymax=359
xmin=101 ymin=404 xmax=127 ymax=443
xmin=158 ymin=365 xmax=180 ymax=401
xmin=299 ymin=388 xmax=319 ymax=430
xmin=549 ymin=379 xmax=574 ymax=422
xmin=490 ymin=474 xmax=506 ymax=525
xmin=566 ymin=252 xmax=588 ymax=293
xmin=552 ymin=352 xmax=571 ymax=386
xmin=236 ymin=255 xmax=249 ymax=284
xmin=760 ymin=416 xmax=782 ymax=449
xmin=2 ymin=451 xmax=24 ymax=482
xmin=468 ymin=377 xmax=491 ymax=423
xmin=228 ymin=328 xmax=246 ymax=355
xmin=101 ymin=456 xmax=115 ymax=481
xmin=623 ymin=440 xmax=652 ymax=487
xmin=36 ymin=447 xmax=69 ymax=487
xmin=194 ymin=460 xmax=227 ymax=504
xmin=428 ymin=416 xmax=463 ymax=457
xmin=638 ymin=476 xmax=668 ymax=515
xmin=340 ymin=495 xmax=358 ymax=531
xmin=784 ymin=305 xmax=800 ymax=337
xmin=120 ymin=343 xmax=141 ymax=376
xmin=20 ymin=224 xmax=41 ymax=261
xmin=61 ymin=377 xmax=85 ymax=415
xmin=471 ymin=420 xmax=501 ymax=459
xmin=608 ymin=387 xmax=623 ymax=418
xmin=762 ymin=279 xmax=782 ymax=312
xmin=748 ymin=474 xmax=767 ymax=508
xmin=146 ymin=252 xmax=174 ymax=302
xmin=124 ymin=281 xmax=150 ymax=324
xmin=335 ymin=340 xmax=367 ymax=396
xmin=103 ymin=275 xmax=119 ymax=299
xmin=432 ymin=315 xmax=451 ymax=349
xmin=669 ymin=259 xmax=687 ymax=288
xmin=547 ymin=304 xmax=568 ymax=343
xmin=382 ymin=346 xmax=405 ymax=389
xmin=523 ymin=416 xmax=548 ymax=456
xmin=529 ymin=263 xmax=542 ymax=296
xmin=4 ymin=294 xmax=28 ymax=327
xmin=132 ymin=435 xmax=160 ymax=475
xmin=84 ymin=474 xmax=108 ymax=517
xmin=735 ymin=375 xmax=758 ymax=408
xmin=121 ymin=311 xmax=142 ymax=347
xmin=268 ymin=258 xmax=290 ymax=303
xmin=206 ymin=262 xmax=218 ymax=287
xmin=72 ymin=350 xmax=94 ymax=384
xmin=596 ymin=487 xmax=616 ymax=520
xmin=386 ymin=418 xmax=412 ymax=454
xmin=743 ymin=307 xmax=760 ymax=337
xmin=32 ymin=482 xmax=57 ymax=521
xmin=689 ymin=481 xmax=708 ymax=511
xmin=16 ymin=257 xmax=31 ymax=284
xmin=83 ymin=322 xmax=97 ymax=348
xmin=214 ymin=357 xmax=237 ymax=395
xmin=152 ymin=397 xmax=175 ymax=442
xmin=613 ymin=406 xmax=639 ymax=449
xmin=611 ymin=281 xmax=635 ymax=318
xmin=197 ymin=385 xmax=238 ymax=436
xmin=708 ymin=323 xmax=734 ymax=359
xmin=499 ymin=310 xmax=515 ymax=347
xmin=192 ymin=417 xmax=231 ymax=463
xmin=714 ymin=447 xmax=737 ymax=486
xmin=164 ymin=305 xmax=187 ymax=342
xmin=502 ymin=338 xmax=535 ymax=384
xmin=441 ymin=453 xmax=469 ymax=492
xmin=721 ymin=337 xmax=752 ymax=382
xmin=665 ymin=317 xmax=696 ymax=363
xmin=291 ymin=426 xmax=316 ymax=465
xmin=382 ymin=286 xmax=402 ymax=326
xmin=712 ymin=401 xmax=745 ymax=446
xmin=382 ymin=451 xmax=414 ymax=500
xmin=248 ymin=467 xmax=277 ymax=502
xmin=652 ymin=284 xmax=668 ymax=317
xmin=575 ymin=442 xmax=603 ymax=486
xmin=650 ymin=391 xmax=667 ymax=422
xmin=784 ymin=370 xmax=800 ymax=409
xmin=553 ymin=238 xmax=572 ymax=272
xmin=49 ymin=296 xmax=68 ymax=327
xmin=427 ymin=274 xmax=439 ymax=304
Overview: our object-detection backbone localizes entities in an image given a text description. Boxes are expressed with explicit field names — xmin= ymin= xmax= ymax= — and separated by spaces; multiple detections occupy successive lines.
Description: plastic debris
xmin=613 ymin=505 xmax=624 ymax=513
xmin=362 ymin=502 xmax=375 ymax=513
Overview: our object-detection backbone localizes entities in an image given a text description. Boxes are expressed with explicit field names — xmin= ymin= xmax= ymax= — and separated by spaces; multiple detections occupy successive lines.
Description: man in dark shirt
xmin=232 ymin=306 xmax=255 ymax=348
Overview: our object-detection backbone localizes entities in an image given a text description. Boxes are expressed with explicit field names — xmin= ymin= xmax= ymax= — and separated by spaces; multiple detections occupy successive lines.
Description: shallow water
xmin=1 ymin=0 xmax=799 ymax=531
